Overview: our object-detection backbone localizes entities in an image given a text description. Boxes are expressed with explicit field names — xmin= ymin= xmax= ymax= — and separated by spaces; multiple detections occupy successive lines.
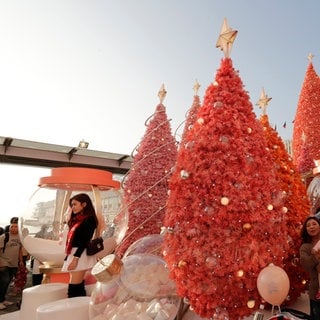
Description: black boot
xmin=77 ymin=281 xmax=86 ymax=297
xmin=67 ymin=281 xmax=86 ymax=298
xmin=67 ymin=283 xmax=78 ymax=298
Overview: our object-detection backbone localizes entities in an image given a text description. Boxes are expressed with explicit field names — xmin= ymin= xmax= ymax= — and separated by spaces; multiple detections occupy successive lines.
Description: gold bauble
xmin=178 ymin=260 xmax=187 ymax=268
xmin=221 ymin=197 xmax=229 ymax=205
xmin=197 ymin=118 xmax=204 ymax=125
xmin=247 ymin=300 xmax=255 ymax=308
xmin=236 ymin=269 xmax=244 ymax=277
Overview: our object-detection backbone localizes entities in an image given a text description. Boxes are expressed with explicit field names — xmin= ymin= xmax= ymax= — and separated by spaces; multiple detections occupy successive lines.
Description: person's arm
xmin=18 ymin=244 xmax=25 ymax=266
xmin=300 ymin=243 xmax=319 ymax=272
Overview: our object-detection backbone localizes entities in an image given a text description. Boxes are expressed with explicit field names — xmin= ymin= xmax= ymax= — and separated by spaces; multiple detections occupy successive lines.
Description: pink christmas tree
xmin=293 ymin=55 xmax=320 ymax=182
xmin=163 ymin=21 xmax=290 ymax=319
xmin=179 ymin=80 xmax=202 ymax=149
xmin=257 ymin=89 xmax=310 ymax=305
xmin=116 ymin=85 xmax=177 ymax=257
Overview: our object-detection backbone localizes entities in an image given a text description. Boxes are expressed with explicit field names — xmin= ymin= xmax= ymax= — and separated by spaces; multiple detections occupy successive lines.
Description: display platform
xmin=0 ymin=292 xmax=310 ymax=320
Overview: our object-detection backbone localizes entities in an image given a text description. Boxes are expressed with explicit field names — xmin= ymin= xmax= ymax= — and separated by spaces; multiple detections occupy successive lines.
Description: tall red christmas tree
xmin=163 ymin=20 xmax=290 ymax=319
xmin=257 ymin=88 xmax=310 ymax=305
xmin=116 ymin=85 xmax=178 ymax=257
xmin=292 ymin=54 xmax=320 ymax=182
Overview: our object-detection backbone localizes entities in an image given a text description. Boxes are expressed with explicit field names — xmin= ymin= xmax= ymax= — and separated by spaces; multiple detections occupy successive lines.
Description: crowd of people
xmin=0 ymin=217 xmax=61 ymax=311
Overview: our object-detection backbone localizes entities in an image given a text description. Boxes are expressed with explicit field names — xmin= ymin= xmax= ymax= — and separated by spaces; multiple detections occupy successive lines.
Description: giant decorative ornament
xmin=123 ymin=233 xmax=164 ymax=258
xmin=257 ymin=263 xmax=290 ymax=306
xmin=89 ymin=253 xmax=179 ymax=320
xmin=19 ymin=167 xmax=128 ymax=267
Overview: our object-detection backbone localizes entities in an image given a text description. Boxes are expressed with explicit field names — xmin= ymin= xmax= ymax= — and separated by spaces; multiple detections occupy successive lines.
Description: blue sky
xmin=1 ymin=0 xmax=319 ymax=224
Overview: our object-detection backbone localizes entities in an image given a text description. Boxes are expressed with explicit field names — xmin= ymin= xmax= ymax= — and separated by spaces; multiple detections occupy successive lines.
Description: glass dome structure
xmin=19 ymin=167 xmax=128 ymax=266
xmin=89 ymin=253 xmax=179 ymax=320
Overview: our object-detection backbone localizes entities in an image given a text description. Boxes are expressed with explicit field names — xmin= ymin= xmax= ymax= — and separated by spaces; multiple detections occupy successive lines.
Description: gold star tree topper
xmin=216 ymin=18 xmax=238 ymax=58
xmin=158 ymin=84 xmax=167 ymax=103
xmin=193 ymin=79 xmax=200 ymax=95
xmin=256 ymin=87 xmax=272 ymax=115
xmin=308 ymin=53 xmax=314 ymax=62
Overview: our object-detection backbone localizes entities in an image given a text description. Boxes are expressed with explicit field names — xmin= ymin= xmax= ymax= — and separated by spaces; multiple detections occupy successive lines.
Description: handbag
xmin=86 ymin=237 xmax=104 ymax=256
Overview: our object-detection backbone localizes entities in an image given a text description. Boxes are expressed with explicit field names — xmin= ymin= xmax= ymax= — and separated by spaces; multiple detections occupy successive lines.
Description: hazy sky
xmin=1 ymin=0 xmax=319 ymax=224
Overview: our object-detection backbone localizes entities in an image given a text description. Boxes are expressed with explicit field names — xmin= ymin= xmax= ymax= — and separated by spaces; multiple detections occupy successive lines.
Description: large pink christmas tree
xmin=163 ymin=21 xmax=290 ymax=319
xmin=257 ymin=89 xmax=310 ymax=305
xmin=292 ymin=55 xmax=320 ymax=183
xmin=116 ymin=85 xmax=177 ymax=257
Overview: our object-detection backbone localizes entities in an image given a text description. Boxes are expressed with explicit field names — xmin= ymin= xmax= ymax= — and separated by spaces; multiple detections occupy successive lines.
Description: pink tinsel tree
xmin=260 ymin=111 xmax=310 ymax=305
xmin=293 ymin=58 xmax=320 ymax=183
xmin=163 ymin=57 xmax=290 ymax=319
xmin=116 ymin=85 xmax=177 ymax=257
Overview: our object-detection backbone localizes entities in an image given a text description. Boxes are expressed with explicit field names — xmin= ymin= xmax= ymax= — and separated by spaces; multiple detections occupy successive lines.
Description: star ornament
xmin=158 ymin=84 xmax=167 ymax=103
xmin=256 ymin=87 xmax=272 ymax=115
xmin=216 ymin=18 xmax=238 ymax=58
xmin=308 ymin=53 xmax=314 ymax=62
xmin=193 ymin=79 xmax=200 ymax=95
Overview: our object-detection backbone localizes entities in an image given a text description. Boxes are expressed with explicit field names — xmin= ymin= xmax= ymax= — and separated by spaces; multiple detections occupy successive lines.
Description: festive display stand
xmin=20 ymin=167 xmax=127 ymax=272
xmin=0 ymin=293 xmax=310 ymax=320
xmin=36 ymin=297 xmax=91 ymax=320
xmin=20 ymin=283 xmax=68 ymax=320
xmin=1 ymin=167 xmax=127 ymax=320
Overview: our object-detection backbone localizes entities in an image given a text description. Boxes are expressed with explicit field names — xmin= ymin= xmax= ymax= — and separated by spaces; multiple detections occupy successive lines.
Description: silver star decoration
xmin=308 ymin=53 xmax=314 ymax=62
xmin=158 ymin=84 xmax=167 ymax=103
xmin=256 ymin=87 xmax=272 ymax=115
xmin=216 ymin=18 xmax=238 ymax=58
xmin=193 ymin=79 xmax=200 ymax=95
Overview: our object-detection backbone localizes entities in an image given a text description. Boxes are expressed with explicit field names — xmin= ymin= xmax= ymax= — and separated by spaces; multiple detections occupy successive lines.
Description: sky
xmin=1 ymin=0 xmax=320 ymax=225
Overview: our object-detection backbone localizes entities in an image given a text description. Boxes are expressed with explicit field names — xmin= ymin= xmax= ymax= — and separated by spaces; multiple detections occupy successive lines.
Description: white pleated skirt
xmin=61 ymin=247 xmax=98 ymax=272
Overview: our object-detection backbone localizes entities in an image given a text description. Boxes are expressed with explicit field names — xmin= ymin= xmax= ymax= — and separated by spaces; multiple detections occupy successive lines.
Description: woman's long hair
xmin=68 ymin=193 xmax=98 ymax=228
xmin=301 ymin=216 xmax=320 ymax=244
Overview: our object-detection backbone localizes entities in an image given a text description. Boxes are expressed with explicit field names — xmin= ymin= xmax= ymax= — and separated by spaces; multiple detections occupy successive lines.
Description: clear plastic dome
xmin=19 ymin=167 xmax=128 ymax=266
xmin=89 ymin=253 xmax=179 ymax=320
xmin=123 ymin=233 xmax=164 ymax=258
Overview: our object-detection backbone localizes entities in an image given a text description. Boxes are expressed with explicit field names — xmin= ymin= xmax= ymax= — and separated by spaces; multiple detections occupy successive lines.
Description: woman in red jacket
xmin=61 ymin=193 xmax=98 ymax=298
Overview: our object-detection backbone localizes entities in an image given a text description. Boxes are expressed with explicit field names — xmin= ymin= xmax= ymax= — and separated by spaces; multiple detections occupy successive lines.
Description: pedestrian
xmin=0 ymin=217 xmax=23 ymax=310
xmin=46 ymin=221 xmax=61 ymax=241
xmin=300 ymin=216 xmax=320 ymax=319
xmin=9 ymin=225 xmax=29 ymax=297
xmin=61 ymin=193 xmax=99 ymax=298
